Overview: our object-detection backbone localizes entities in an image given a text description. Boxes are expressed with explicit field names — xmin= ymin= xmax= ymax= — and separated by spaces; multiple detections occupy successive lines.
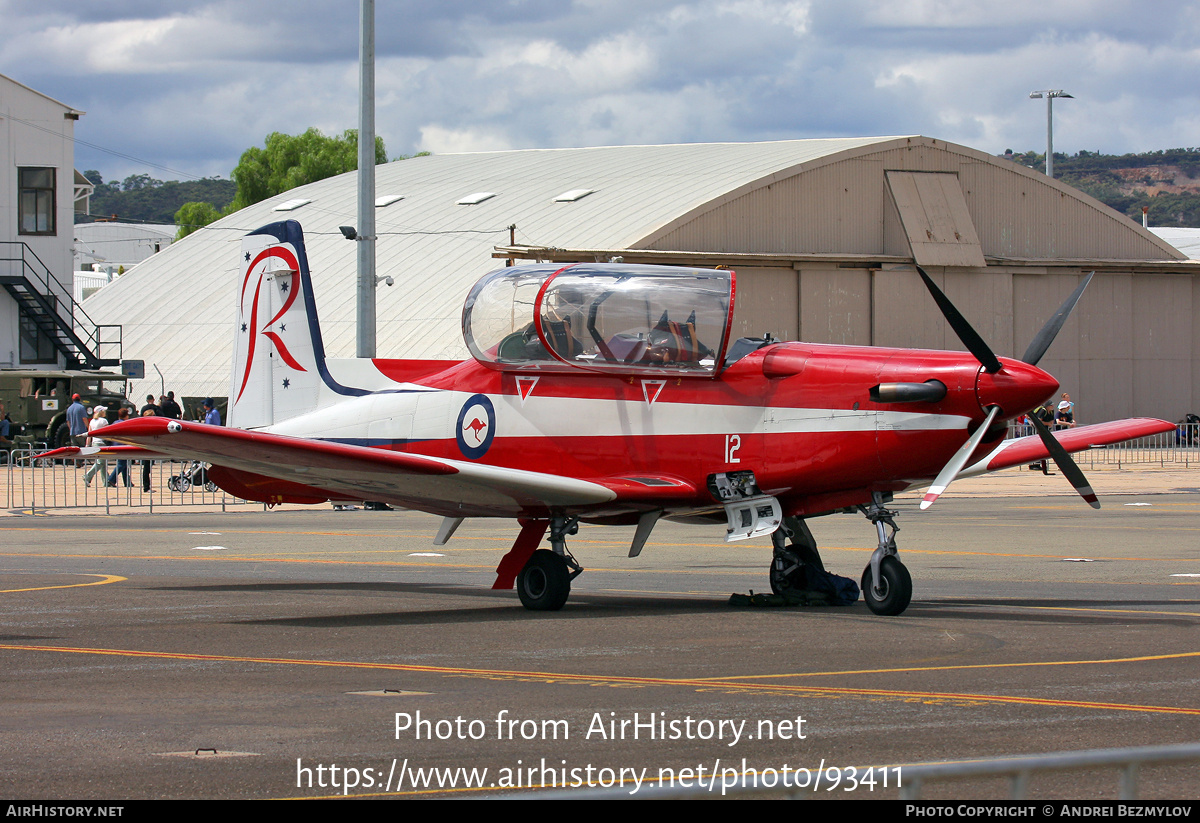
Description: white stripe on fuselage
xmin=267 ymin=389 xmax=971 ymax=442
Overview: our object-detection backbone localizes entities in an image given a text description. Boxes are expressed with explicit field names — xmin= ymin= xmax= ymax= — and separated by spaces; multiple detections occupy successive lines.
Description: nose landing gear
xmin=857 ymin=493 xmax=912 ymax=615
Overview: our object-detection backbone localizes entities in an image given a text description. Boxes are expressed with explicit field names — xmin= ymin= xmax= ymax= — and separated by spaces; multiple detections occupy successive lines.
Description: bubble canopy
xmin=463 ymin=262 xmax=736 ymax=376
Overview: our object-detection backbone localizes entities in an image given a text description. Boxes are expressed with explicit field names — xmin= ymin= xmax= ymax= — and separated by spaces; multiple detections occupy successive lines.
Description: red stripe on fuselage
xmin=367 ymin=429 xmax=968 ymax=503
xmin=401 ymin=343 xmax=991 ymax=417
xmin=352 ymin=341 xmax=1021 ymax=509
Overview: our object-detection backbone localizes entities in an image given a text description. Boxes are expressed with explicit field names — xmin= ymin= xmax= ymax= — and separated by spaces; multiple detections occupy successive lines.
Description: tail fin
xmin=228 ymin=220 xmax=328 ymax=429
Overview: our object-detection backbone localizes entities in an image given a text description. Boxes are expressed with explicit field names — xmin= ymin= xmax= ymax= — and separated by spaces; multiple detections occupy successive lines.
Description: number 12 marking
xmin=724 ymin=434 xmax=741 ymax=464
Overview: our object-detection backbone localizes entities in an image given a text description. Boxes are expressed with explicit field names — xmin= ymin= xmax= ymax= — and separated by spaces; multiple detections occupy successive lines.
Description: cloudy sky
xmin=2 ymin=0 xmax=1197 ymax=183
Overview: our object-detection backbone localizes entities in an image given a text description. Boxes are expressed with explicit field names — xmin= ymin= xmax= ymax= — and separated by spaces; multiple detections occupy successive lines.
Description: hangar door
xmin=886 ymin=171 xmax=986 ymax=268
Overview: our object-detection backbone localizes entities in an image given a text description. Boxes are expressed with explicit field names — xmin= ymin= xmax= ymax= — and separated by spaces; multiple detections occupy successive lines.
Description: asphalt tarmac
xmin=2 ymin=487 xmax=1199 ymax=799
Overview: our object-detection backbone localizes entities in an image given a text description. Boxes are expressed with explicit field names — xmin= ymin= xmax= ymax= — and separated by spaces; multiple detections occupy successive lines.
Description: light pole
xmin=1029 ymin=90 xmax=1073 ymax=178
xmin=356 ymin=0 xmax=377 ymax=358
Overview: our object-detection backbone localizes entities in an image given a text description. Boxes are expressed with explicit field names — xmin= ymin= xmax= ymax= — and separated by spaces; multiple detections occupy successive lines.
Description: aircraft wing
xmin=95 ymin=417 xmax=617 ymax=517
xmin=38 ymin=444 xmax=163 ymax=460
xmin=959 ymin=418 xmax=1176 ymax=477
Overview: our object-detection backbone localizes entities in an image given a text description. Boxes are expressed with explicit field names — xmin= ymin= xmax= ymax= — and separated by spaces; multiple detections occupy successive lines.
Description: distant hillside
xmin=1007 ymin=148 xmax=1200 ymax=227
xmin=78 ymin=172 xmax=235 ymax=225
xmin=79 ymin=149 xmax=1200 ymax=229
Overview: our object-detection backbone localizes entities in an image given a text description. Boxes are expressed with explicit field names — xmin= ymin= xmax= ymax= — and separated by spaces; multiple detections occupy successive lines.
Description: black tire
xmin=860 ymin=556 xmax=912 ymax=616
xmin=204 ymin=481 xmax=218 ymax=492
xmin=769 ymin=557 xmax=799 ymax=595
xmin=51 ymin=420 xmax=72 ymax=449
xmin=769 ymin=564 xmax=789 ymax=595
xmin=517 ymin=550 xmax=571 ymax=611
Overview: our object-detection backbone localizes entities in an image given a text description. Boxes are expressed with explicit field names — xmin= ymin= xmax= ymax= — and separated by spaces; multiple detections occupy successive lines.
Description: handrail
xmin=0 ymin=240 xmax=121 ymax=366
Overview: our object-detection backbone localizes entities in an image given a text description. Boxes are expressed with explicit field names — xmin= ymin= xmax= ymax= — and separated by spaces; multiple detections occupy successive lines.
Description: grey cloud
xmin=3 ymin=0 xmax=1198 ymax=182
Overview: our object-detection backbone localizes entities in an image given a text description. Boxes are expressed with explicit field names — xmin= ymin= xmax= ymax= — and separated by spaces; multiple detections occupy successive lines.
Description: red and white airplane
xmin=65 ymin=220 xmax=1174 ymax=615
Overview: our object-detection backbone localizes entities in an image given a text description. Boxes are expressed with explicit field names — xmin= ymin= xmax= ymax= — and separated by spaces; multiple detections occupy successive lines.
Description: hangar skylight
xmin=273 ymin=198 xmax=312 ymax=212
xmin=457 ymin=192 xmax=497 ymax=205
xmin=554 ymin=188 xmax=595 ymax=202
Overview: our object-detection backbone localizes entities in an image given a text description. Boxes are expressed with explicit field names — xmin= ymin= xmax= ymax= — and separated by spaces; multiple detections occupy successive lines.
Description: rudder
xmin=229 ymin=220 xmax=326 ymax=429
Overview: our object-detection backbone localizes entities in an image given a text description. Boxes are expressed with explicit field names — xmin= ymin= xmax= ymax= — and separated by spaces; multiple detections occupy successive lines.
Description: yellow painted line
xmin=0 ymin=573 xmax=125 ymax=593
xmin=299 ymin=785 xmax=511 ymax=799
xmin=2 ymin=643 xmax=1197 ymax=717
xmin=0 ymin=552 xmax=772 ymax=577
xmin=858 ymin=547 xmax=1200 ymax=561
xmin=0 ymin=527 xmax=429 ymax=537
xmin=592 ymin=588 xmax=723 ymax=597
xmin=690 ymin=649 xmax=1200 ymax=681
xmin=0 ymin=552 xmax=494 ymax=570
xmin=1005 ymin=603 xmax=1200 ymax=617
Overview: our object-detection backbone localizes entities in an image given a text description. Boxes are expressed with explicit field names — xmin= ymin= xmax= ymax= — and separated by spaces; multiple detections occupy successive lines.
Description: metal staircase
xmin=0 ymin=241 xmax=121 ymax=368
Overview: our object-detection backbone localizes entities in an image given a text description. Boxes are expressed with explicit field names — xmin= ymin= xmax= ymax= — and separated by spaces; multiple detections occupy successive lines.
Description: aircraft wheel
xmin=517 ymin=550 xmax=571 ymax=611
xmin=769 ymin=560 xmax=799 ymax=595
xmin=860 ymin=557 xmax=912 ymax=616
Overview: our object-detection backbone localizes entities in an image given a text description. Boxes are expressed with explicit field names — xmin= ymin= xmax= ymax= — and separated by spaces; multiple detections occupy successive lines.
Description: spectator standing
xmin=67 ymin=394 xmax=88 ymax=446
xmin=160 ymin=392 xmax=182 ymax=420
xmin=141 ymin=394 xmax=161 ymax=416
xmin=202 ymin=398 xmax=222 ymax=426
xmin=83 ymin=407 xmax=109 ymax=487
xmin=140 ymin=407 xmax=158 ymax=492
xmin=106 ymin=408 xmax=133 ymax=487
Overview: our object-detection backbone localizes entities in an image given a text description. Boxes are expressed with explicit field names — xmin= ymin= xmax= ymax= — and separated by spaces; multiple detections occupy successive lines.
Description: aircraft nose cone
xmin=976 ymin=359 xmax=1059 ymax=416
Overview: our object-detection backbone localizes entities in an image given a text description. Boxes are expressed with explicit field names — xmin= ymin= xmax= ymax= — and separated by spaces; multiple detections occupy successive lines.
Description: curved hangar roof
xmin=86 ymin=136 xmax=1181 ymax=399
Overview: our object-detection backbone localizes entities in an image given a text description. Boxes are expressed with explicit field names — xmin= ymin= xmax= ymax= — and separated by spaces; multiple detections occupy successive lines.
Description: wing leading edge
xmin=959 ymin=418 xmax=1176 ymax=478
xmin=97 ymin=417 xmax=616 ymax=517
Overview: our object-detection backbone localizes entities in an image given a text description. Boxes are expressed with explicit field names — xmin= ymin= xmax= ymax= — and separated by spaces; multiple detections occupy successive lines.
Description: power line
xmin=4 ymin=112 xmax=206 ymax=181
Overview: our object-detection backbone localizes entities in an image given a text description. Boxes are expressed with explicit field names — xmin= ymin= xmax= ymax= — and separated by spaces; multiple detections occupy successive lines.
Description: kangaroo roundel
xmin=456 ymin=394 xmax=496 ymax=459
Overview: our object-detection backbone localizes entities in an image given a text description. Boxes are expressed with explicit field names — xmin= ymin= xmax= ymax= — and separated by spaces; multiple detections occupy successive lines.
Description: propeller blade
xmin=921 ymin=405 xmax=1001 ymax=510
xmin=1029 ymin=414 xmax=1101 ymax=508
xmin=916 ymin=266 xmax=1003 ymax=374
xmin=1021 ymin=271 xmax=1094 ymax=367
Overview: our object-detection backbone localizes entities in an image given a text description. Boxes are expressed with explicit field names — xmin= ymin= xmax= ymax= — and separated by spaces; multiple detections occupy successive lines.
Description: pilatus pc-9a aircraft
xmin=69 ymin=220 xmax=1173 ymax=615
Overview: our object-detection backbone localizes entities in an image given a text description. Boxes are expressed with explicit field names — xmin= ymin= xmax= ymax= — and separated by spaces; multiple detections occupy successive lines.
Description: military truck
xmin=0 ymin=369 xmax=131 ymax=447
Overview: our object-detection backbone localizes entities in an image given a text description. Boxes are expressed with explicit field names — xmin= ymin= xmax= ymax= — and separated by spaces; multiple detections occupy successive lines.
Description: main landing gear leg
xmin=769 ymin=516 xmax=824 ymax=595
xmin=506 ymin=515 xmax=584 ymax=612
xmin=857 ymin=493 xmax=913 ymax=616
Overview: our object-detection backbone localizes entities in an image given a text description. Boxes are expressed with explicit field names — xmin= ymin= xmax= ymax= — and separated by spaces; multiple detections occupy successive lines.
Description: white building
xmin=74 ymin=221 xmax=175 ymax=275
xmin=1150 ymin=227 xmax=1200 ymax=261
xmin=0 ymin=72 xmax=112 ymax=370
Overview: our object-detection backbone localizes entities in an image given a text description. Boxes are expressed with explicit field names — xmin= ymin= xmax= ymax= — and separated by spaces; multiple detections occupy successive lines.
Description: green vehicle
xmin=0 ymin=369 xmax=130 ymax=447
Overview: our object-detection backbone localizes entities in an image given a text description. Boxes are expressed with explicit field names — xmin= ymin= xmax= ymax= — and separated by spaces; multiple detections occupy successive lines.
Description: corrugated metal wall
xmin=742 ymin=263 xmax=1198 ymax=424
xmin=644 ymin=139 xmax=1181 ymax=262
